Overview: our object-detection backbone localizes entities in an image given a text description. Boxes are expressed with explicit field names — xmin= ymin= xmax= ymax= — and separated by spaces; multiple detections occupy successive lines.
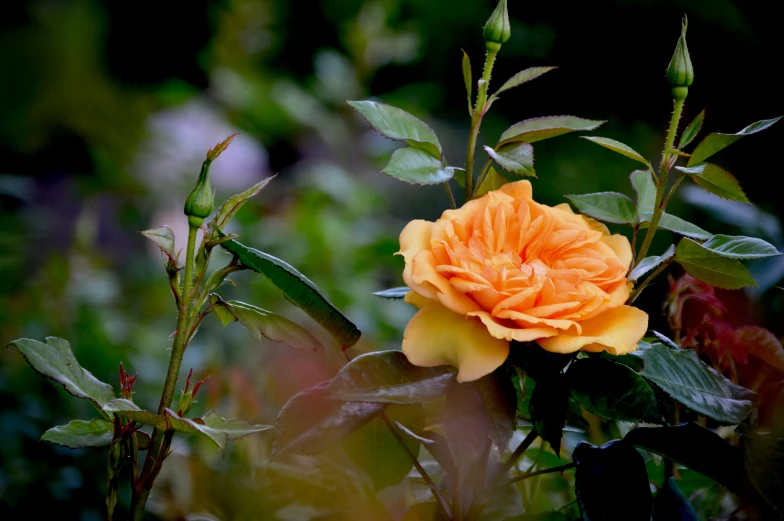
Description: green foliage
xmin=629 ymin=245 xmax=675 ymax=282
xmin=701 ymin=234 xmax=781 ymax=259
xmin=140 ymin=225 xmax=177 ymax=264
xmin=220 ymin=238 xmax=361 ymax=348
xmin=327 ymin=351 xmax=455 ymax=404
xmin=639 ymin=343 xmax=755 ymax=423
xmin=342 ymin=405 xmax=423 ymax=491
xmin=567 ymin=357 xmax=661 ymax=423
xmin=462 ymin=50 xmax=472 ymax=114
xmin=632 ymin=170 xmax=712 ymax=239
xmin=213 ymin=300 xmax=324 ymax=354
xmin=492 ymin=66 xmax=557 ymax=98
xmin=273 ymin=382 xmax=384 ymax=456
xmin=213 ymin=176 xmax=275 ymax=230
xmin=497 ymin=116 xmax=604 ymax=146
xmin=484 ymin=143 xmax=536 ymax=178
xmin=677 ymin=108 xmax=705 ymax=149
xmin=382 ymin=147 xmax=456 ymax=185
xmin=675 ymin=163 xmax=748 ymax=202
xmin=687 ymin=116 xmax=782 ymax=166
xmin=8 ymin=337 xmax=115 ymax=414
xmin=581 ymin=136 xmax=651 ymax=168
xmin=674 ymin=238 xmax=756 ymax=289
xmin=347 ymin=100 xmax=442 ymax=159
xmin=40 ymin=418 xmax=114 ymax=449
xmin=529 ymin=375 xmax=569 ymax=456
xmin=743 ymin=430 xmax=784 ymax=514
xmin=573 ymin=440 xmax=652 ymax=521
xmin=564 ymin=192 xmax=636 ymax=225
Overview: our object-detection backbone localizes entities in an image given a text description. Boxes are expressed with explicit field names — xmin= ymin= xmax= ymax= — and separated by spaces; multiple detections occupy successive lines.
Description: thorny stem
xmin=445 ymin=182 xmax=458 ymax=209
xmin=130 ymin=226 xmax=199 ymax=520
xmin=635 ymin=98 xmax=685 ymax=266
xmin=465 ymin=50 xmax=498 ymax=201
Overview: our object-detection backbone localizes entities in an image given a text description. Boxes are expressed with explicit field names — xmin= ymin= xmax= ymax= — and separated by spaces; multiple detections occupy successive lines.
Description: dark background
xmin=2 ymin=0 xmax=783 ymax=519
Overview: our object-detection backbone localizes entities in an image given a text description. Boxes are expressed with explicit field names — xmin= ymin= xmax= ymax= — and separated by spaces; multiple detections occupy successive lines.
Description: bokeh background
xmin=2 ymin=0 xmax=784 ymax=519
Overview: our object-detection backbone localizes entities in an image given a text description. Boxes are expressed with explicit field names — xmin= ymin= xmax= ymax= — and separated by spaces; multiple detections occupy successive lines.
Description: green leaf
xmin=342 ymin=404 xmax=423 ymax=491
xmin=162 ymin=408 xmax=270 ymax=453
xmin=530 ymin=375 xmax=570 ymax=456
xmin=581 ymin=136 xmax=651 ymax=168
xmin=498 ymin=116 xmax=605 ymax=147
xmin=674 ymin=163 xmax=748 ymax=202
xmin=568 ymin=358 xmax=662 ymax=423
xmin=700 ymin=234 xmax=781 ymax=260
xmin=273 ymin=381 xmax=384 ymax=456
xmin=653 ymin=478 xmax=699 ymax=521
xmin=444 ymin=379 xmax=491 ymax=485
xmin=630 ymin=171 xmax=713 ymax=239
xmin=476 ymin=369 xmax=518 ymax=453
xmin=219 ymin=300 xmax=324 ymax=354
xmin=564 ymin=192 xmax=636 ymax=225
xmin=687 ymin=116 xmax=782 ymax=166
xmin=574 ymin=439 xmax=653 ymax=521
xmin=629 ymin=245 xmax=676 ymax=282
xmin=743 ymin=430 xmax=784 ymax=514
xmin=8 ymin=337 xmax=115 ymax=411
xmin=462 ymin=50 xmax=472 ymax=115
xmin=625 ymin=423 xmax=760 ymax=502
xmin=639 ymin=343 xmax=754 ymax=423
xmin=382 ymin=147 xmax=455 ymax=185
xmin=103 ymin=399 xmax=162 ymax=426
xmin=41 ymin=418 xmax=114 ymax=449
xmin=214 ymin=175 xmax=275 ymax=230
xmin=326 ymin=351 xmax=454 ymax=404
xmin=674 ymin=238 xmax=756 ymax=289
xmin=140 ymin=225 xmax=177 ymax=262
xmin=631 ymin=169 xmax=656 ymax=217
xmin=655 ymin=214 xmax=713 ymax=240
xmin=220 ymin=238 xmax=361 ymax=348
xmin=475 ymin=167 xmax=506 ymax=197
xmin=484 ymin=143 xmax=536 ymax=178
xmin=493 ymin=66 xmax=557 ymax=97
xmin=372 ymin=287 xmax=410 ymax=299
xmin=678 ymin=108 xmax=705 ymax=150
xmin=209 ymin=294 xmax=236 ymax=326
xmin=347 ymin=100 xmax=442 ymax=159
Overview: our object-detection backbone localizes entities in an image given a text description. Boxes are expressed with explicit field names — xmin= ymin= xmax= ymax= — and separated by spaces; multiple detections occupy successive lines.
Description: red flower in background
xmin=666 ymin=274 xmax=784 ymax=420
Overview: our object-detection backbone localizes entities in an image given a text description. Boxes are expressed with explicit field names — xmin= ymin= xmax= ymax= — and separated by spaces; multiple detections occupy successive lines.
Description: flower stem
xmin=445 ymin=182 xmax=457 ymax=209
xmin=499 ymin=427 xmax=538 ymax=477
xmin=628 ymin=257 xmax=674 ymax=303
xmin=501 ymin=462 xmax=576 ymax=488
xmin=130 ymin=225 xmax=199 ymax=520
xmin=634 ymin=97 xmax=685 ymax=265
xmin=465 ymin=50 xmax=498 ymax=201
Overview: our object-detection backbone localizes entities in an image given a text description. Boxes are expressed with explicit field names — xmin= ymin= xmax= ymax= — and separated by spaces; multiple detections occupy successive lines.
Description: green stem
xmin=628 ymin=258 xmax=674 ymax=303
xmin=130 ymin=226 xmax=199 ymax=520
xmin=499 ymin=427 xmax=538 ymax=477
xmin=444 ymin=182 xmax=457 ymax=209
xmin=464 ymin=50 xmax=498 ymax=201
xmin=473 ymin=159 xmax=493 ymax=196
xmin=501 ymin=462 xmax=576 ymax=488
xmin=634 ymin=97 xmax=685 ymax=265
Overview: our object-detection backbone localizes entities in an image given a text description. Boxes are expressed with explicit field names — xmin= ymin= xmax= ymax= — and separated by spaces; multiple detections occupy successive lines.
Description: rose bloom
xmin=398 ymin=180 xmax=648 ymax=382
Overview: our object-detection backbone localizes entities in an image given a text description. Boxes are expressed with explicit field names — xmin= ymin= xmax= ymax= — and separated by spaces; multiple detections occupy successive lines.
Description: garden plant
xmin=7 ymin=1 xmax=784 ymax=520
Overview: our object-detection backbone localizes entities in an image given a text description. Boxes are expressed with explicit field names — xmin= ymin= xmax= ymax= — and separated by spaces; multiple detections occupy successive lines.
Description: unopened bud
xmin=483 ymin=0 xmax=511 ymax=52
xmin=177 ymin=369 xmax=209 ymax=416
xmin=184 ymin=161 xmax=214 ymax=227
xmin=666 ymin=16 xmax=694 ymax=93
xmin=119 ymin=363 xmax=137 ymax=401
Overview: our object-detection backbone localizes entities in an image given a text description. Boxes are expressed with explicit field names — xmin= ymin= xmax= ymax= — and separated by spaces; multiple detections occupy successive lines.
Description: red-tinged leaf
xmin=207 ymin=134 xmax=239 ymax=161
xmin=737 ymin=326 xmax=784 ymax=373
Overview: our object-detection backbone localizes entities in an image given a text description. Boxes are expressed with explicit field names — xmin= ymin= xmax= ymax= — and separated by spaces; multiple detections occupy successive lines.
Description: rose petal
xmin=536 ymin=305 xmax=648 ymax=355
xmin=402 ymin=301 xmax=509 ymax=383
xmin=468 ymin=311 xmax=558 ymax=342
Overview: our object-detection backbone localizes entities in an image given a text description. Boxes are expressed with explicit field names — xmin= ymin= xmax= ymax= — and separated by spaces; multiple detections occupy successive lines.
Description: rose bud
xmin=666 ymin=16 xmax=694 ymax=100
xmin=483 ymin=0 xmax=511 ymax=52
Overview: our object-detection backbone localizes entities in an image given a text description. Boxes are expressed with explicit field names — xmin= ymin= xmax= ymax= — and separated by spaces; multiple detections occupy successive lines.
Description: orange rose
xmin=398 ymin=180 xmax=648 ymax=382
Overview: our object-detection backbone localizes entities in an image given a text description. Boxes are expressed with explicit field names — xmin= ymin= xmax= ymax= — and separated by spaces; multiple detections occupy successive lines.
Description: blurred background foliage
xmin=1 ymin=0 xmax=784 ymax=519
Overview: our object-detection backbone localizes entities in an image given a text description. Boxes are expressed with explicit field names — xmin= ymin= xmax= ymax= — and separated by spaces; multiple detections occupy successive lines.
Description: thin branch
xmin=499 ymin=427 xmax=538 ymax=477
xmin=501 ymin=462 xmax=576 ymax=488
